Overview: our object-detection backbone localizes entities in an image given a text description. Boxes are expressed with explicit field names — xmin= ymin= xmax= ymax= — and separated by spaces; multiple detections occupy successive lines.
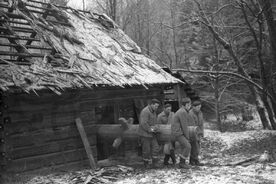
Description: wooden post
xmin=176 ymin=84 xmax=182 ymax=107
xmin=0 ymin=92 xmax=7 ymax=172
xmin=75 ymin=118 xmax=96 ymax=170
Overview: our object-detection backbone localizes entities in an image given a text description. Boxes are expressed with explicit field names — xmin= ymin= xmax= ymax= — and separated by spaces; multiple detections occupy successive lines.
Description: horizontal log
xmin=7 ymin=124 xmax=97 ymax=148
xmin=5 ymin=88 xmax=161 ymax=111
xmin=0 ymin=34 xmax=40 ymax=41
xmin=0 ymin=3 xmax=9 ymax=9
xmin=0 ymin=25 xmax=35 ymax=33
xmin=97 ymin=124 xmax=199 ymax=142
xmin=26 ymin=0 xmax=90 ymax=14
xmin=0 ymin=5 xmax=72 ymax=27
xmin=0 ymin=19 xmax=30 ymax=25
xmin=10 ymin=135 xmax=96 ymax=159
xmin=3 ymin=12 xmax=26 ymax=19
xmin=7 ymin=146 xmax=97 ymax=172
xmin=25 ymin=3 xmax=52 ymax=12
xmin=0 ymin=43 xmax=52 ymax=50
xmin=0 ymin=61 xmax=31 ymax=65
xmin=0 ymin=51 xmax=46 ymax=58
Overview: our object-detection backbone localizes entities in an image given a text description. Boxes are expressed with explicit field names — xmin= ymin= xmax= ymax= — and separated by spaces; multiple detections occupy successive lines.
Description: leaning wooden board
xmin=75 ymin=118 xmax=97 ymax=170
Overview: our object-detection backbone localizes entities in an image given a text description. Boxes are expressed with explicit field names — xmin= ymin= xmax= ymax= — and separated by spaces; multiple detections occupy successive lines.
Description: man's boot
xmin=164 ymin=154 xmax=170 ymax=165
xmin=144 ymin=160 xmax=151 ymax=169
xmin=170 ymin=150 xmax=176 ymax=165
xmin=152 ymin=158 xmax=160 ymax=168
xmin=179 ymin=157 xmax=189 ymax=169
xmin=190 ymin=158 xmax=204 ymax=166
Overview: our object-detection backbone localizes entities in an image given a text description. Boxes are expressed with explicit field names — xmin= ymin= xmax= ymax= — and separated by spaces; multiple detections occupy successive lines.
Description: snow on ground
xmin=5 ymin=129 xmax=276 ymax=184
xmin=114 ymin=164 xmax=276 ymax=184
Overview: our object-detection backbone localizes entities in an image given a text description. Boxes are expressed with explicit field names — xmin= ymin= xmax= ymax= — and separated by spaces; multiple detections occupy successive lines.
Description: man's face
xmin=151 ymin=103 xmax=159 ymax=111
xmin=185 ymin=102 xmax=191 ymax=110
xmin=164 ymin=106 xmax=172 ymax=114
xmin=193 ymin=104 xmax=201 ymax=112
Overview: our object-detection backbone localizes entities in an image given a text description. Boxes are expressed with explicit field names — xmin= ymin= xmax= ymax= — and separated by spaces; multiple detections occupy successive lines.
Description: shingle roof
xmin=0 ymin=0 xmax=180 ymax=94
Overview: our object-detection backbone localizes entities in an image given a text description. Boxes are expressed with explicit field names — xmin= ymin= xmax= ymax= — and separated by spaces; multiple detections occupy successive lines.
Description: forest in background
xmin=48 ymin=0 xmax=276 ymax=131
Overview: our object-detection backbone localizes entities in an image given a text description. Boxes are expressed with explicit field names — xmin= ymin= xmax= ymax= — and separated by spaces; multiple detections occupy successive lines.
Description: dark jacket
xmin=189 ymin=109 xmax=204 ymax=136
xmin=171 ymin=107 xmax=194 ymax=139
xmin=138 ymin=105 xmax=157 ymax=137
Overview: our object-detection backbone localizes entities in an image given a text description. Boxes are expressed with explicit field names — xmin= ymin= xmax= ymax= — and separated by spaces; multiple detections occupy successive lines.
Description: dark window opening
xmin=95 ymin=105 xmax=114 ymax=124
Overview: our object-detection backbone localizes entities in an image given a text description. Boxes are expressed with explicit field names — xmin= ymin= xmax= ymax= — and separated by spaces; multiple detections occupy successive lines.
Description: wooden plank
xmin=7 ymin=146 xmax=97 ymax=173
xmin=7 ymin=124 xmax=97 ymax=148
xmin=75 ymin=118 xmax=97 ymax=170
xmin=0 ymin=51 xmax=45 ymax=57
xmin=6 ymin=109 xmax=96 ymax=135
xmin=5 ymin=89 xmax=162 ymax=113
xmin=0 ymin=19 xmax=29 ymax=25
xmin=5 ymin=87 xmax=162 ymax=107
xmin=0 ymin=35 xmax=40 ymax=41
xmin=10 ymin=135 xmax=96 ymax=159
xmin=0 ymin=26 xmax=34 ymax=33
xmin=0 ymin=43 xmax=52 ymax=50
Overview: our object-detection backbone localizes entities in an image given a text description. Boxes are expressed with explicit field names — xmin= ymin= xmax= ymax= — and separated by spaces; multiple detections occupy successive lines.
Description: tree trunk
xmin=258 ymin=0 xmax=276 ymax=65
xmin=263 ymin=97 xmax=276 ymax=129
xmin=170 ymin=0 xmax=178 ymax=66
xmin=215 ymin=76 xmax=222 ymax=131
xmin=253 ymin=90 xmax=271 ymax=129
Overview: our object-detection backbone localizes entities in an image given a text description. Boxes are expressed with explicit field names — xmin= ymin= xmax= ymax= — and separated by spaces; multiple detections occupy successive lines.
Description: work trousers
xmin=190 ymin=139 xmax=200 ymax=161
xmin=140 ymin=136 xmax=159 ymax=162
xmin=175 ymin=135 xmax=191 ymax=159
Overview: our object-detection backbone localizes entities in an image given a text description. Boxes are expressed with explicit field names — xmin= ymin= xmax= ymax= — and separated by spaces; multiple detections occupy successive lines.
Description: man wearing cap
xmin=157 ymin=103 xmax=176 ymax=165
xmin=138 ymin=99 xmax=160 ymax=168
xmin=171 ymin=97 xmax=194 ymax=168
xmin=189 ymin=100 xmax=204 ymax=166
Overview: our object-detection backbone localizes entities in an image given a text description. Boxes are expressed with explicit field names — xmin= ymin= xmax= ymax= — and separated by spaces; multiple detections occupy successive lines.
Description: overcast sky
xmin=67 ymin=0 xmax=98 ymax=11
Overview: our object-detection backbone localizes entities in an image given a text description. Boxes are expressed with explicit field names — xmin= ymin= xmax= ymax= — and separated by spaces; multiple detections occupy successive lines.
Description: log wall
xmin=2 ymin=86 xmax=164 ymax=172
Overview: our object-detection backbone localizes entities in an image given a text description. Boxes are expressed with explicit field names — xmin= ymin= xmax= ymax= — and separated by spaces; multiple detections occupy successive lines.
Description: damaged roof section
xmin=0 ymin=0 xmax=180 ymax=94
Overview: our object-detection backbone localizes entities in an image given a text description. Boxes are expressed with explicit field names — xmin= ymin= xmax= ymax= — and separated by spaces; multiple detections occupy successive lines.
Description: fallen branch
xmin=228 ymin=155 xmax=259 ymax=166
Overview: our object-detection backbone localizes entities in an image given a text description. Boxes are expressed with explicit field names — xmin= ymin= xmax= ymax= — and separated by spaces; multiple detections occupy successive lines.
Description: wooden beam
xmin=75 ymin=118 xmax=97 ymax=170
xmin=0 ymin=26 xmax=35 ymax=33
xmin=0 ymin=34 xmax=40 ymax=41
xmin=0 ymin=19 xmax=29 ymax=26
xmin=26 ymin=0 xmax=90 ymax=14
xmin=0 ymin=43 xmax=52 ymax=50
xmin=0 ymin=60 xmax=31 ymax=65
xmin=0 ymin=51 xmax=45 ymax=57
xmin=0 ymin=4 xmax=45 ymax=15
xmin=0 ymin=22 xmax=31 ymax=53
xmin=4 ymin=12 xmax=25 ymax=20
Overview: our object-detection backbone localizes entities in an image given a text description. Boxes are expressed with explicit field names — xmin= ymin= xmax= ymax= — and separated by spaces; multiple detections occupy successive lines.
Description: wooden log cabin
xmin=0 ymin=0 xmax=189 ymax=173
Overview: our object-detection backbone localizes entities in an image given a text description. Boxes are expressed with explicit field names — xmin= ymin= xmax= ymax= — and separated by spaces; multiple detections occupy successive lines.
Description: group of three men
xmin=138 ymin=97 xmax=204 ymax=168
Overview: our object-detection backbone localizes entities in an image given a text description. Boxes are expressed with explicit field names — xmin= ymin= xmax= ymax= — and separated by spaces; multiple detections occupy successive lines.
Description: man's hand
xmin=150 ymin=125 xmax=160 ymax=133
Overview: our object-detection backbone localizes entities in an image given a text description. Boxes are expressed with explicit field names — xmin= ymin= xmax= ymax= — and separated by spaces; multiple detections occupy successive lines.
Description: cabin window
xmin=95 ymin=105 xmax=114 ymax=124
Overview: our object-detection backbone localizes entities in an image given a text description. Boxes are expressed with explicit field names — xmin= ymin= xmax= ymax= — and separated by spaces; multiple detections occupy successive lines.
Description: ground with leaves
xmin=3 ymin=120 xmax=276 ymax=184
